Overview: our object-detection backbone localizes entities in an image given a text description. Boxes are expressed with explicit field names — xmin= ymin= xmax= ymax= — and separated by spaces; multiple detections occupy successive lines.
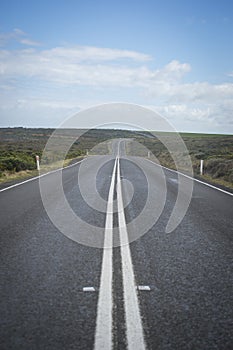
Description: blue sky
xmin=0 ymin=0 xmax=233 ymax=133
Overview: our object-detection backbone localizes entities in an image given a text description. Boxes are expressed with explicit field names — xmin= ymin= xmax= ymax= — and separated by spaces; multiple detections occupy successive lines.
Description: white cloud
xmin=15 ymin=98 xmax=80 ymax=110
xmin=0 ymin=38 xmax=232 ymax=132
xmin=158 ymin=60 xmax=191 ymax=81
xmin=44 ymin=46 xmax=152 ymax=62
xmin=19 ymin=38 xmax=41 ymax=46
xmin=0 ymin=29 xmax=23 ymax=45
xmin=0 ymin=45 xmax=153 ymax=87
xmin=0 ymin=47 xmax=191 ymax=87
xmin=147 ymin=81 xmax=233 ymax=104
xmin=149 ymin=98 xmax=233 ymax=132
xmin=0 ymin=28 xmax=40 ymax=47
xmin=155 ymin=104 xmax=212 ymax=123
xmin=3 ymin=45 xmax=229 ymax=111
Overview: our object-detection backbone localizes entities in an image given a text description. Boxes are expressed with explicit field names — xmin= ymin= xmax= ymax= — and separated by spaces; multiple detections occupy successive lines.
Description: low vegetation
xmin=0 ymin=128 xmax=232 ymax=189
xmin=128 ymin=132 xmax=233 ymax=189
xmin=0 ymin=128 xmax=132 ymax=183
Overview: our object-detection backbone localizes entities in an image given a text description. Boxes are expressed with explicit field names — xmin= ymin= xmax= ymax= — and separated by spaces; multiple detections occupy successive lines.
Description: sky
xmin=0 ymin=0 xmax=233 ymax=133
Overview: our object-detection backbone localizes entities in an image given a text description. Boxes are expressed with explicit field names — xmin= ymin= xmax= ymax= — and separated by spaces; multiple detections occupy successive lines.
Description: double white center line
xmin=94 ymin=157 xmax=117 ymax=349
xmin=94 ymin=155 xmax=146 ymax=350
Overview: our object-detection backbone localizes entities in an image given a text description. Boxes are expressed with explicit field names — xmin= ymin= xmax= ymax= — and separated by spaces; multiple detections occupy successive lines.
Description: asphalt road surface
xmin=1 ymin=139 xmax=233 ymax=350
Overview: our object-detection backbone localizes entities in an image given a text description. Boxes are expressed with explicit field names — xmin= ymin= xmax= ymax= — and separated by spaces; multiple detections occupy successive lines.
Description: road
xmin=0 ymin=139 xmax=233 ymax=350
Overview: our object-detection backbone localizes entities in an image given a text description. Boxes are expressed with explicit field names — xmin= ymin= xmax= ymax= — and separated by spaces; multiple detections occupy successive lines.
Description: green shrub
xmin=204 ymin=158 xmax=233 ymax=182
xmin=0 ymin=154 xmax=36 ymax=172
xmin=195 ymin=151 xmax=207 ymax=159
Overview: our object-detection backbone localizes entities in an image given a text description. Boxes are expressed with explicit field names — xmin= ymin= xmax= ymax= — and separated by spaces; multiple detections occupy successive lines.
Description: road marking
xmin=169 ymin=178 xmax=178 ymax=183
xmin=83 ymin=287 xmax=96 ymax=292
xmin=117 ymin=157 xmax=146 ymax=350
xmin=0 ymin=159 xmax=84 ymax=193
xmin=137 ymin=286 xmax=151 ymax=291
xmin=145 ymin=158 xmax=233 ymax=197
xmin=94 ymin=158 xmax=117 ymax=350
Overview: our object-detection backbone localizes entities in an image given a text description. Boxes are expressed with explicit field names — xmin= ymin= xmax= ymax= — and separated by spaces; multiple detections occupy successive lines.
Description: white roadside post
xmin=86 ymin=149 xmax=89 ymax=156
xmin=148 ymin=151 xmax=150 ymax=158
xmin=36 ymin=155 xmax=40 ymax=171
xmin=200 ymin=159 xmax=204 ymax=175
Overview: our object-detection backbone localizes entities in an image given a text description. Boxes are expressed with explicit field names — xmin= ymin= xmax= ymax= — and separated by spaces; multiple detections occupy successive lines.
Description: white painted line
xmin=145 ymin=158 xmax=233 ymax=197
xmin=137 ymin=286 xmax=151 ymax=291
xmin=0 ymin=159 xmax=84 ymax=193
xmin=83 ymin=287 xmax=96 ymax=292
xmin=94 ymin=158 xmax=117 ymax=350
xmin=117 ymin=157 xmax=146 ymax=350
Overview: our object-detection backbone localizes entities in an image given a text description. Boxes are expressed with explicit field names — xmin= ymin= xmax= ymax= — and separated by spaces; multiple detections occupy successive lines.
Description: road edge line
xmin=145 ymin=158 xmax=233 ymax=197
xmin=0 ymin=159 xmax=84 ymax=193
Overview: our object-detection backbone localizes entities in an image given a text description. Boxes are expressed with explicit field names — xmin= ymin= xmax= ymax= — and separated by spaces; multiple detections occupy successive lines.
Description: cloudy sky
xmin=0 ymin=0 xmax=233 ymax=133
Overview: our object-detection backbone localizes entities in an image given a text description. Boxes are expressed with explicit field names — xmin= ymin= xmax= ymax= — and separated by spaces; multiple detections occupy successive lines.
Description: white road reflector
xmin=83 ymin=287 xmax=96 ymax=292
xmin=137 ymin=285 xmax=151 ymax=291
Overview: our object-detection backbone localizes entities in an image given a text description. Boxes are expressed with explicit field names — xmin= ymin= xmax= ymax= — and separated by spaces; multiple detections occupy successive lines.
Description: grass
xmin=0 ymin=169 xmax=39 ymax=184
xmin=200 ymin=174 xmax=233 ymax=190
